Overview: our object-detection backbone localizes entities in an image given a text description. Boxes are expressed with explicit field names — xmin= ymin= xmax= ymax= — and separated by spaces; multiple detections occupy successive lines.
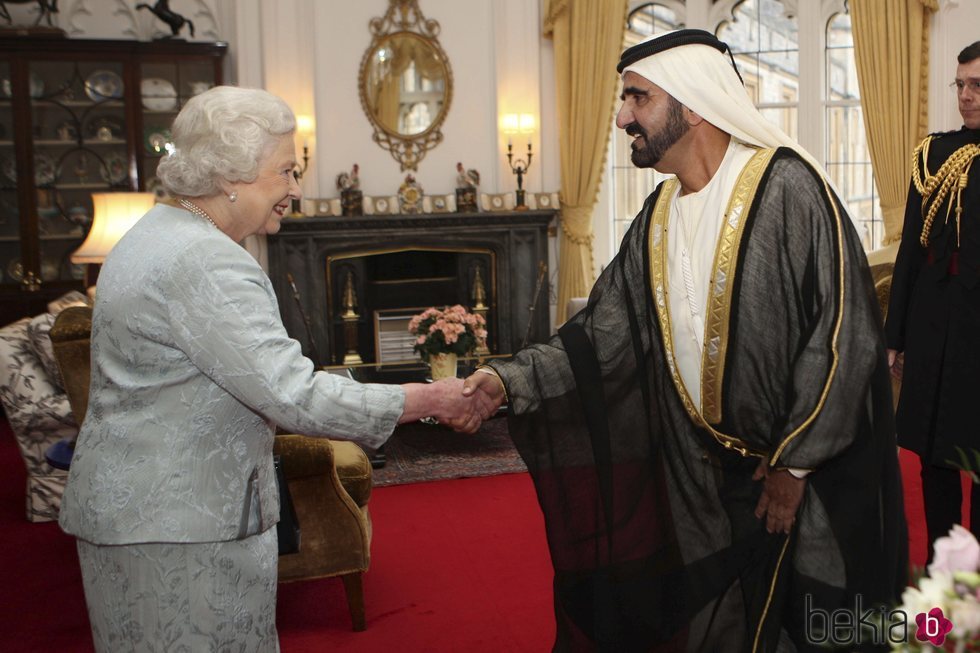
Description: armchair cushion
xmin=0 ymin=292 xmax=90 ymax=522
xmin=27 ymin=313 xmax=63 ymax=390
xmin=273 ymin=434 xmax=374 ymax=630
xmin=0 ymin=317 xmax=75 ymax=522
xmin=331 ymin=440 xmax=372 ymax=508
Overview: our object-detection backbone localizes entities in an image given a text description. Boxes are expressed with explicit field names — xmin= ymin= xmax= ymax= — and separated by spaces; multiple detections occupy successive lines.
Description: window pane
xmin=759 ymin=106 xmax=797 ymax=141
xmin=826 ymin=163 xmax=878 ymax=251
xmin=824 ymin=12 xmax=880 ymax=250
xmin=826 ymin=14 xmax=858 ymax=100
xmin=610 ymin=3 xmax=680 ymax=250
xmin=717 ymin=0 xmax=799 ymax=137
xmin=628 ymin=3 xmax=681 ymax=36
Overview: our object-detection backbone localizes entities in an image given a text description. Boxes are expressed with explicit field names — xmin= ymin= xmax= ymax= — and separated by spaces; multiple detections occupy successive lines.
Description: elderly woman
xmin=58 ymin=86 xmax=490 ymax=652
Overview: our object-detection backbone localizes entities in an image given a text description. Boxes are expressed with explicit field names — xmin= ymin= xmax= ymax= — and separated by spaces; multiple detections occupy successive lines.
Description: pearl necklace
xmin=178 ymin=198 xmax=220 ymax=230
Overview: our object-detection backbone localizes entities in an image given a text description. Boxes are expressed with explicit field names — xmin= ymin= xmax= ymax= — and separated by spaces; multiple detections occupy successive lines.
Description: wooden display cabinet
xmin=0 ymin=37 xmax=226 ymax=324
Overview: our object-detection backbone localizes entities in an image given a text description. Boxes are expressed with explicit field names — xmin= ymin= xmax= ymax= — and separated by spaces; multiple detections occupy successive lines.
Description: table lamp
xmin=72 ymin=192 xmax=155 ymax=288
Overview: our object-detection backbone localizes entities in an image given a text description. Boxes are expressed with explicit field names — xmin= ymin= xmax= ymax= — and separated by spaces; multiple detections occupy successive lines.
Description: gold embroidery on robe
xmin=647 ymin=148 xmax=775 ymax=457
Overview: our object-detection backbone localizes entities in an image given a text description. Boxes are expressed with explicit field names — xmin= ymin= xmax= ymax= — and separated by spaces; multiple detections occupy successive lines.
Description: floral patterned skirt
xmin=76 ymin=528 xmax=279 ymax=653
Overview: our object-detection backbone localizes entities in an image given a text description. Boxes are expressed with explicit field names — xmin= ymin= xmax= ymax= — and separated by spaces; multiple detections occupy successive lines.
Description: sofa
xmin=0 ymin=291 xmax=90 ymax=522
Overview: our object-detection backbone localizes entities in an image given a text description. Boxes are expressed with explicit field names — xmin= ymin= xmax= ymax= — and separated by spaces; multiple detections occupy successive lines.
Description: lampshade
xmin=501 ymin=113 xmax=536 ymax=135
xmin=71 ymin=192 xmax=155 ymax=264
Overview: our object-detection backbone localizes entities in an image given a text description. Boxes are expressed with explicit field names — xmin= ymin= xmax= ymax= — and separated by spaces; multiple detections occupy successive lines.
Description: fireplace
xmin=266 ymin=209 xmax=555 ymax=366
xmin=326 ymin=247 xmax=495 ymax=364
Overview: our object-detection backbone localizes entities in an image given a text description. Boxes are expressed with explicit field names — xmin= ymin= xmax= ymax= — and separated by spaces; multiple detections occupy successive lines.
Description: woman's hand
xmin=400 ymin=378 xmax=497 ymax=434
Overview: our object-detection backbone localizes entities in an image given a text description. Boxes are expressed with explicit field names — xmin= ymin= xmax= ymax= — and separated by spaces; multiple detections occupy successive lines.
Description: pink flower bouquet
xmin=408 ymin=305 xmax=487 ymax=362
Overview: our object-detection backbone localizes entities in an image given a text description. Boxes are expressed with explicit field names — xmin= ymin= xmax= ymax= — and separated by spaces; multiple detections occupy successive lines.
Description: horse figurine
xmin=136 ymin=0 xmax=194 ymax=39
xmin=0 ymin=0 xmax=59 ymax=27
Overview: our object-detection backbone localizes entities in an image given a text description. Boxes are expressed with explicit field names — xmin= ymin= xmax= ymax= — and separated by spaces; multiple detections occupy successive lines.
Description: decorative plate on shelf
xmin=33 ymin=153 xmax=57 ymax=185
xmin=6 ymin=257 xmax=22 ymax=282
xmin=41 ymin=257 xmax=59 ymax=282
xmin=141 ymin=77 xmax=177 ymax=111
xmin=55 ymin=119 xmax=78 ymax=142
xmin=1 ymin=72 xmax=45 ymax=99
xmin=0 ymin=156 xmax=15 ymax=184
xmin=30 ymin=72 xmax=44 ymax=99
xmin=144 ymin=126 xmax=172 ymax=154
xmin=84 ymin=70 xmax=123 ymax=102
xmin=85 ymin=115 xmax=124 ymax=141
xmin=99 ymin=153 xmax=128 ymax=185
xmin=0 ymin=198 xmax=16 ymax=226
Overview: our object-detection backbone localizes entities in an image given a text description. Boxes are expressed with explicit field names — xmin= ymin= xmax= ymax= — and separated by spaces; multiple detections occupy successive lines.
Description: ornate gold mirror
xmin=358 ymin=0 xmax=453 ymax=171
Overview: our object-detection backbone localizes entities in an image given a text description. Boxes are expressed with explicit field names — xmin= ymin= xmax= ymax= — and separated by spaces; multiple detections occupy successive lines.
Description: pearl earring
xmin=228 ymin=191 xmax=238 ymax=203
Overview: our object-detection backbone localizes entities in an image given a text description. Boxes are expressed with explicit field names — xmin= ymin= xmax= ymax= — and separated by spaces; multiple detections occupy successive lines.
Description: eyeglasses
xmin=950 ymin=79 xmax=980 ymax=95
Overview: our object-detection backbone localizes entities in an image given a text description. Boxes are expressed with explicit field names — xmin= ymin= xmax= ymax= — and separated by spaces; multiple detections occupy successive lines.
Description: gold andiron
xmin=471 ymin=266 xmax=490 ymax=356
xmin=341 ymin=271 xmax=363 ymax=365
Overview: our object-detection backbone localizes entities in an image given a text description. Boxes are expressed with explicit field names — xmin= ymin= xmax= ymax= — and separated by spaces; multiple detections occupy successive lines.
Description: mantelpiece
xmin=267 ymin=210 xmax=555 ymax=366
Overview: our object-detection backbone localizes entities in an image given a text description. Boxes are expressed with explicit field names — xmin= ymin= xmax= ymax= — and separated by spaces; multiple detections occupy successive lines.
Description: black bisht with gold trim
xmin=489 ymin=148 xmax=907 ymax=652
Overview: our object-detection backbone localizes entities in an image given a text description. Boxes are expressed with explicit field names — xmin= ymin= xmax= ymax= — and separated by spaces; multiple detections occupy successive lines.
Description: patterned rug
xmin=372 ymin=415 xmax=527 ymax=487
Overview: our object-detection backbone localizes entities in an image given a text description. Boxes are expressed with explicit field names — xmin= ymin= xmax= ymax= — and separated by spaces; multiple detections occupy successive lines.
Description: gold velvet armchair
xmin=49 ymin=305 xmax=376 ymax=631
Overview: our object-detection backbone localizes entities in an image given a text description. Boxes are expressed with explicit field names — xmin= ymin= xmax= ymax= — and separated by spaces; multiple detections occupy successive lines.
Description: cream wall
xmin=929 ymin=0 xmax=980 ymax=133
xmin=241 ymin=0 xmax=560 ymax=210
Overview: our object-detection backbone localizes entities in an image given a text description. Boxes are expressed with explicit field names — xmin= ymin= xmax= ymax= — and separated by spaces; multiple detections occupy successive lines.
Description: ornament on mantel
xmin=336 ymin=164 xmax=362 ymax=216
xmin=455 ymin=162 xmax=480 ymax=213
xmin=398 ymin=173 xmax=423 ymax=214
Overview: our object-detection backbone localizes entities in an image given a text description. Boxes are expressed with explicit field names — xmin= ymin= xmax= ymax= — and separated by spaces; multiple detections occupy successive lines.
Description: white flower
xmin=949 ymin=595 xmax=980 ymax=637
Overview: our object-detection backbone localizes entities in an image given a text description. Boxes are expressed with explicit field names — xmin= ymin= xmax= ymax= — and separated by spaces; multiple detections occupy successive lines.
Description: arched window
xmin=825 ymin=12 xmax=879 ymax=250
xmin=607 ymin=3 xmax=680 ymax=248
xmin=600 ymin=0 xmax=879 ymax=264
xmin=717 ymin=0 xmax=799 ymax=139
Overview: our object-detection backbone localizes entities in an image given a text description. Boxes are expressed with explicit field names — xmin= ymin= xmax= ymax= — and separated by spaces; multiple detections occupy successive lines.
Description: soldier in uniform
xmin=886 ymin=40 xmax=980 ymax=557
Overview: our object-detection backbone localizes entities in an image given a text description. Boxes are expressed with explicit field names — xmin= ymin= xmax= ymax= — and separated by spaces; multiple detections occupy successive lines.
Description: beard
xmin=627 ymin=97 xmax=689 ymax=169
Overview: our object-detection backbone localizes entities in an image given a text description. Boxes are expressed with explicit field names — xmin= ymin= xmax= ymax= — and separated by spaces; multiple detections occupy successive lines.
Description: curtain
xmin=851 ymin=0 xmax=938 ymax=248
xmin=544 ymin=0 xmax=629 ymax=322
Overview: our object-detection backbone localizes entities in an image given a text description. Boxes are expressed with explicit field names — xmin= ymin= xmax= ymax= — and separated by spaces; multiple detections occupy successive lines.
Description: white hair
xmin=157 ymin=86 xmax=296 ymax=197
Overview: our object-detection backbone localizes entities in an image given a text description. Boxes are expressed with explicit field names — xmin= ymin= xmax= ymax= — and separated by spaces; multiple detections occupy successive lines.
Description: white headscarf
xmin=621 ymin=30 xmax=831 ymax=186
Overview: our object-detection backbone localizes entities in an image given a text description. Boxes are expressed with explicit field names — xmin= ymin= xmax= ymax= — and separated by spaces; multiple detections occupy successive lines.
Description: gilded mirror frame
xmin=357 ymin=0 xmax=454 ymax=171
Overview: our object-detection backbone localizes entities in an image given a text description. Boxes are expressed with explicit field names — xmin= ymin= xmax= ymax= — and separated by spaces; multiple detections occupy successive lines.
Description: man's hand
xmin=400 ymin=378 xmax=497 ymax=434
xmin=753 ymin=458 xmax=806 ymax=534
xmin=462 ymin=370 xmax=506 ymax=414
xmin=887 ymin=348 xmax=903 ymax=380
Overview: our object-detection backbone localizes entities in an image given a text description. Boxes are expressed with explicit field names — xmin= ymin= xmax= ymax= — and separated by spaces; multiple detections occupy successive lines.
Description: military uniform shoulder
xmin=923 ymin=127 xmax=975 ymax=144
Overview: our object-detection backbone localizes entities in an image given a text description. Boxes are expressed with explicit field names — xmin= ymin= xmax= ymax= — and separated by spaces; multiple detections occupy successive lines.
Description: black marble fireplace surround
xmin=267 ymin=210 xmax=556 ymax=366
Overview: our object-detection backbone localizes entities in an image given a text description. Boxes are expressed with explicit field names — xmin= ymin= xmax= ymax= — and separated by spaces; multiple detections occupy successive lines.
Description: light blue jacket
xmin=59 ymin=203 xmax=404 ymax=545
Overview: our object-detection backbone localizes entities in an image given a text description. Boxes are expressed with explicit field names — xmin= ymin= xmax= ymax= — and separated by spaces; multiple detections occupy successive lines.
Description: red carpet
xmin=0 ymin=422 xmax=553 ymax=652
xmin=0 ymin=419 xmax=969 ymax=652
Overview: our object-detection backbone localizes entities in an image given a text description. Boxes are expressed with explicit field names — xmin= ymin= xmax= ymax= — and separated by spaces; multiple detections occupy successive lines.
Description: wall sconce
xmin=502 ymin=113 xmax=535 ymax=210
xmin=72 ymin=192 xmax=155 ymax=286
xmin=289 ymin=114 xmax=314 ymax=217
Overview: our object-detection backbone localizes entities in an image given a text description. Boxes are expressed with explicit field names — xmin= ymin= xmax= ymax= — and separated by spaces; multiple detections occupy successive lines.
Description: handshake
xmin=399 ymin=370 xmax=507 ymax=434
